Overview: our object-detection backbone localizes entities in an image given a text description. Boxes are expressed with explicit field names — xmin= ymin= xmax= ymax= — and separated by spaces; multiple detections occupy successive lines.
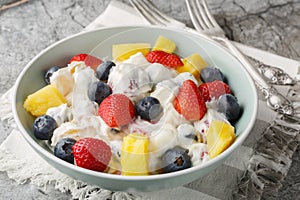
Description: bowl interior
xmin=88 ymin=27 xmax=256 ymax=138
xmin=13 ymin=26 xmax=257 ymax=191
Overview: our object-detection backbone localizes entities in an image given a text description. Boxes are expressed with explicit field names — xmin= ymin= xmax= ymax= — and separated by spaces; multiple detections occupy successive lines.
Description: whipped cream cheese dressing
xmin=47 ymin=52 xmax=231 ymax=170
xmin=51 ymin=116 xmax=107 ymax=146
xmin=188 ymin=143 xmax=210 ymax=166
xmin=107 ymin=62 xmax=152 ymax=100
xmin=50 ymin=62 xmax=109 ymax=146
xmin=145 ymin=63 xmax=177 ymax=84
xmin=46 ymin=104 xmax=72 ymax=126
xmin=50 ymin=65 xmax=74 ymax=104
xmin=72 ymin=64 xmax=99 ymax=119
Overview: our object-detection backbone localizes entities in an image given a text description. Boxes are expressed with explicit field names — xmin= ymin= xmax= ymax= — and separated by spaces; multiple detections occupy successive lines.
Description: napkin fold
xmin=0 ymin=1 xmax=299 ymax=200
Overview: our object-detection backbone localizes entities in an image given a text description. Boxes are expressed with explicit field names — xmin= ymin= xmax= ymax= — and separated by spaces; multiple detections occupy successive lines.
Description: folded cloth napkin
xmin=0 ymin=1 xmax=299 ymax=200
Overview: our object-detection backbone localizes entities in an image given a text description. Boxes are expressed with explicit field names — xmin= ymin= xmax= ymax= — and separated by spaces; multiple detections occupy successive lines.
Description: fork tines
xmin=129 ymin=0 xmax=186 ymax=28
xmin=185 ymin=0 xmax=222 ymax=32
xmin=129 ymin=0 xmax=170 ymax=26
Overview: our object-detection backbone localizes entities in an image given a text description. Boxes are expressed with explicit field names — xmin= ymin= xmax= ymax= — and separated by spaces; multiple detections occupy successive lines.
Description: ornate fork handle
xmin=247 ymin=57 xmax=296 ymax=85
xmin=213 ymin=36 xmax=294 ymax=115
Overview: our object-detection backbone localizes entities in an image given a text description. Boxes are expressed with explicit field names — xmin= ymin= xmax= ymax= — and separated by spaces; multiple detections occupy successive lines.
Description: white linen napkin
xmin=0 ymin=1 xmax=299 ymax=200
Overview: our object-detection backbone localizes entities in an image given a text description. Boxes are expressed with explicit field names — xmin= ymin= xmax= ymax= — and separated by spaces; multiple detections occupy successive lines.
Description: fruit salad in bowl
xmin=13 ymin=26 xmax=257 ymax=191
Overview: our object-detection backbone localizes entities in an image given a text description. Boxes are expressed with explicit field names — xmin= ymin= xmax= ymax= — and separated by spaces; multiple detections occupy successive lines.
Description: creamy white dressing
xmin=51 ymin=116 xmax=108 ymax=146
xmin=48 ymin=52 xmax=230 ymax=170
xmin=107 ymin=62 xmax=152 ymax=101
xmin=46 ymin=104 xmax=72 ymax=126
xmin=145 ymin=63 xmax=177 ymax=84
xmin=122 ymin=52 xmax=149 ymax=68
xmin=177 ymin=124 xmax=197 ymax=149
xmin=188 ymin=143 xmax=210 ymax=166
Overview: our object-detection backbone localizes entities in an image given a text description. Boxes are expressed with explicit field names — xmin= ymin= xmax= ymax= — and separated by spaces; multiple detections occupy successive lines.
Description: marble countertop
xmin=0 ymin=0 xmax=299 ymax=199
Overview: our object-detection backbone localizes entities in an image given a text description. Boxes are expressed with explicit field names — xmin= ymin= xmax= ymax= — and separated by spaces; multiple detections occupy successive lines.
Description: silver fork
xmin=129 ymin=0 xmax=294 ymax=115
xmin=129 ymin=0 xmax=187 ymax=28
xmin=186 ymin=0 xmax=294 ymax=115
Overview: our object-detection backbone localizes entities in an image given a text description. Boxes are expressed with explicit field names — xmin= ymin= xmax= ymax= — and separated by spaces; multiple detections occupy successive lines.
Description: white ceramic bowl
xmin=13 ymin=26 xmax=257 ymax=192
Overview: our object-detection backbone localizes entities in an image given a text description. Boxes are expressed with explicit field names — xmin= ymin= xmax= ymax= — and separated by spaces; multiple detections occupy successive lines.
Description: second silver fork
xmin=185 ymin=0 xmax=294 ymax=115
xmin=129 ymin=0 xmax=186 ymax=28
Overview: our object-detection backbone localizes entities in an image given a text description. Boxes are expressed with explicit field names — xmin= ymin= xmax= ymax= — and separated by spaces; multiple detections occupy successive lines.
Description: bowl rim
xmin=12 ymin=25 xmax=258 ymax=181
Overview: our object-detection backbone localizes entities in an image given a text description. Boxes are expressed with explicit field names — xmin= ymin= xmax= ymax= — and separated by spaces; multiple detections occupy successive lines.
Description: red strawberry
xmin=69 ymin=53 xmax=102 ymax=71
xmin=198 ymin=80 xmax=231 ymax=102
xmin=98 ymin=94 xmax=135 ymax=128
xmin=174 ymin=80 xmax=207 ymax=121
xmin=146 ymin=50 xmax=183 ymax=68
xmin=72 ymin=138 xmax=112 ymax=172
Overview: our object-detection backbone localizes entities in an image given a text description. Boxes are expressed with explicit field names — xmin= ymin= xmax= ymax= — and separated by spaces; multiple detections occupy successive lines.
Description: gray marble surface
xmin=0 ymin=0 xmax=299 ymax=199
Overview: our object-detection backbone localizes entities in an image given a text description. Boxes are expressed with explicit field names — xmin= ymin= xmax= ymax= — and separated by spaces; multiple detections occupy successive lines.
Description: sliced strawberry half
xmin=146 ymin=50 xmax=183 ymax=68
xmin=98 ymin=94 xmax=135 ymax=128
xmin=198 ymin=80 xmax=231 ymax=102
xmin=174 ymin=80 xmax=207 ymax=121
xmin=69 ymin=53 xmax=102 ymax=71
xmin=72 ymin=138 xmax=112 ymax=172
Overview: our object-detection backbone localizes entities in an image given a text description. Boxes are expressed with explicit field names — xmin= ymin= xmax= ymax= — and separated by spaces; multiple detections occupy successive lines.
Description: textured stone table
xmin=0 ymin=0 xmax=299 ymax=199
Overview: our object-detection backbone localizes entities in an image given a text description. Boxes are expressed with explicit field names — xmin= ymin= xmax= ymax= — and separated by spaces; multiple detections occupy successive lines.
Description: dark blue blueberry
xmin=161 ymin=146 xmax=191 ymax=173
xmin=135 ymin=96 xmax=162 ymax=121
xmin=54 ymin=138 xmax=76 ymax=164
xmin=200 ymin=67 xmax=224 ymax=83
xmin=44 ymin=66 xmax=60 ymax=84
xmin=217 ymin=94 xmax=241 ymax=122
xmin=87 ymin=81 xmax=111 ymax=104
xmin=96 ymin=61 xmax=116 ymax=81
xmin=33 ymin=115 xmax=57 ymax=140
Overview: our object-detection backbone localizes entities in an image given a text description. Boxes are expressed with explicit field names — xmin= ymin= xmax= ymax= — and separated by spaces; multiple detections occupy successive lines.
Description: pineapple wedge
xmin=121 ymin=133 xmax=149 ymax=176
xmin=206 ymin=120 xmax=236 ymax=158
xmin=176 ymin=53 xmax=208 ymax=81
xmin=152 ymin=35 xmax=176 ymax=53
xmin=112 ymin=43 xmax=151 ymax=61
xmin=23 ymin=85 xmax=67 ymax=117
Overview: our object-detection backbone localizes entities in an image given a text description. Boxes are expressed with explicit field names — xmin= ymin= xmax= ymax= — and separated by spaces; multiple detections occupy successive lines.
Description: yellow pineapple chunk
xmin=176 ymin=53 xmax=208 ymax=80
xmin=112 ymin=43 xmax=151 ymax=61
xmin=121 ymin=133 xmax=149 ymax=176
xmin=152 ymin=35 xmax=176 ymax=53
xmin=23 ymin=85 xmax=67 ymax=117
xmin=206 ymin=120 xmax=236 ymax=158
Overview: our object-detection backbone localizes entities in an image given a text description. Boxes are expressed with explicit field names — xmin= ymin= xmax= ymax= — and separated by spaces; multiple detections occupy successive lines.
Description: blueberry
xmin=54 ymin=138 xmax=76 ymax=164
xmin=135 ymin=96 xmax=162 ymax=121
xmin=44 ymin=66 xmax=60 ymax=84
xmin=217 ymin=94 xmax=241 ymax=122
xmin=96 ymin=61 xmax=116 ymax=81
xmin=161 ymin=146 xmax=191 ymax=173
xmin=87 ymin=81 xmax=111 ymax=104
xmin=33 ymin=115 xmax=57 ymax=140
xmin=200 ymin=67 xmax=224 ymax=83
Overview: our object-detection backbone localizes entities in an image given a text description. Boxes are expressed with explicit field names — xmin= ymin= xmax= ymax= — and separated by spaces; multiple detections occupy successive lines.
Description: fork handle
xmin=212 ymin=36 xmax=294 ymax=115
